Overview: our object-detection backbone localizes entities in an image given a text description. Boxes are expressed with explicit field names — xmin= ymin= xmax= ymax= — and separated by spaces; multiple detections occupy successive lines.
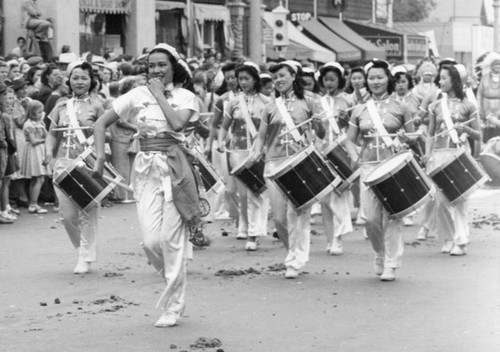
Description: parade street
xmin=1 ymin=189 xmax=499 ymax=352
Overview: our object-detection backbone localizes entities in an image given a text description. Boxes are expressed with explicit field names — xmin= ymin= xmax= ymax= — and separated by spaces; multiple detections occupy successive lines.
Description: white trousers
xmin=54 ymin=159 xmax=98 ymax=263
xmin=135 ymin=157 xmax=190 ymax=315
xmin=211 ymin=143 xmax=239 ymax=220
xmin=266 ymin=159 xmax=311 ymax=270
xmin=320 ymin=189 xmax=353 ymax=245
xmin=360 ymin=164 xmax=404 ymax=269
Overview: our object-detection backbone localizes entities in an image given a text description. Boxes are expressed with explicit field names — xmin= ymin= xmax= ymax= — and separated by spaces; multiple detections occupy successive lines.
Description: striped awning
xmin=194 ymin=3 xmax=230 ymax=22
xmin=79 ymin=0 xmax=131 ymax=14
xmin=156 ymin=1 xmax=186 ymax=11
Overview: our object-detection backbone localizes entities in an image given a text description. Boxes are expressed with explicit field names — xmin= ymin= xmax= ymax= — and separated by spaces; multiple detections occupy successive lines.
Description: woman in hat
xmin=315 ymin=61 xmax=354 ymax=255
xmin=217 ymin=61 xmax=271 ymax=251
xmin=93 ymin=43 xmax=201 ymax=328
xmin=345 ymin=59 xmax=417 ymax=281
xmin=45 ymin=61 xmax=105 ymax=274
xmin=424 ymin=64 xmax=481 ymax=256
xmin=246 ymin=60 xmax=325 ymax=279
xmin=477 ymin=52 xmax=500 ymax=142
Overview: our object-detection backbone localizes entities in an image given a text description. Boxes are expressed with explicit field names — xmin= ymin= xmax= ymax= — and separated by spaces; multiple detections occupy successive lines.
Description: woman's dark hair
xmin=366 ymin=62 xmax=395 ymax=95
xmin=40 ymin=63 xmax=60 ymax=86
xmin=301 ymin=69 xmax=320 ymax=93
xmin=66 ymin=61 xmax=98 ymax=93
xmin=345 ymin=66 xmax=366 ymax=94
xmin=394 ymin=71 xmax=414 ymax=90
xmin=318 ymin=66 xmax=346 ymax=90
xmin=269 ymin=62 xmax=305 ymax=99
xmin=25 ymin=66 xmax=42 ymax=85
xmin=437 ymin=64 xmax=464 ymax=100
xmin=434 ymin=58 xmax=458 ymax=86
xmin=147 ymin=48 xmax=185 ymax=85
xmin=235 ymin=64 xmax=261 ymax=93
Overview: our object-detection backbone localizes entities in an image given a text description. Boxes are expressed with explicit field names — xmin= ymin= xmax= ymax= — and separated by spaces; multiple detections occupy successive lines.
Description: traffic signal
xmin=271 ymin=4 xmax=289 ymax=47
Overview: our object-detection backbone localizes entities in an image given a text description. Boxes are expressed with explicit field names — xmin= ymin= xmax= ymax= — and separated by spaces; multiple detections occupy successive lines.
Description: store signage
xmin=365 ymin=35 xmax=402 ymax=56
xmin=290 ymin=12 xmax=312 ymax=22
xmin=79 ymin=0 xmax=131 ymax=14
xmin=406 ymin=36 xmax=427 ymax=57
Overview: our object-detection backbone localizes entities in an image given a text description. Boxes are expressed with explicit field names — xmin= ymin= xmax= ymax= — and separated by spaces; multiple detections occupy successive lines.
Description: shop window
xmin=79 ymin=12 xmax=126 ymax=56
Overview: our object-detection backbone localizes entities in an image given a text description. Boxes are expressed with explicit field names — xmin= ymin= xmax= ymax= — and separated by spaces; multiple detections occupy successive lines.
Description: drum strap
xmin=276 ymin=97 xmax=303 ymax=143
xmin=66 ymin=98 xmax=93 ymax=145
xmin=440 ymin=93 xmax=460 ymax=145
xmin=465 ymin=87 xmax=478 ymax=109
xmin=238 ymin=94 xmax=257 ymax=139
xmin=366 ymin=99 xmax=398 ymax=148
xmin=320 ymin=96 xmax=340 ymax=139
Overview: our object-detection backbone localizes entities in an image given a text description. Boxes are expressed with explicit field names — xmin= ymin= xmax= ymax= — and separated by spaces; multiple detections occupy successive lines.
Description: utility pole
xmin=495 ymin=0 xmax=500 ymax=51
xmin=248 ymin=0 xmax=262 ymax=62
xmin=387 ymin=0 xmax=393 ymax=28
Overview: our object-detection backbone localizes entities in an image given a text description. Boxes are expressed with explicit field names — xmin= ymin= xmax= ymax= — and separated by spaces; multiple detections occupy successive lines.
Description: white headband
xmin=322 ymin=61 xmax=344 ymax=76
xmin=151 ymin=43 xmax=180 ymax=62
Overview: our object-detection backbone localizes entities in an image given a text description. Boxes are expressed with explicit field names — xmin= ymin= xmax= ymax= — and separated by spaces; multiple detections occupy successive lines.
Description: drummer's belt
xmin=139 ymin=136 xmax=179 ymax=152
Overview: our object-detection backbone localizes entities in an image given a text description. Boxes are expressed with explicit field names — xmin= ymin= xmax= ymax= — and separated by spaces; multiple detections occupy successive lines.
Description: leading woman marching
xmin=93 ymin=43 xmax=201 ymax=328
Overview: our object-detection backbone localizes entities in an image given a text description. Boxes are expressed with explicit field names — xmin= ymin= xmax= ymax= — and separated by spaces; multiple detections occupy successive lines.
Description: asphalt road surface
xmin=1 ymin=189 xmax=499 ymax=352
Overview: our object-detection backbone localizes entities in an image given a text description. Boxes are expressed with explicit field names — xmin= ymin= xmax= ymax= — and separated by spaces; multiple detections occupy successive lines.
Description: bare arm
xmin=92 ymin=109 xmax=120 ymax=177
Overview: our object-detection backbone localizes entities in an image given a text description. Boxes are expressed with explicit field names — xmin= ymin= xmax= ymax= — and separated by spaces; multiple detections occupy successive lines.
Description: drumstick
xmin=366 ymin=132 xmax=423 ymax=138
xmin=52 ymin=126 xmax=93 ymax=131
xmin=278 ymin=118 xmax=313 ymax=138
xmin=432 ymin=118 xmax=476 ymax=139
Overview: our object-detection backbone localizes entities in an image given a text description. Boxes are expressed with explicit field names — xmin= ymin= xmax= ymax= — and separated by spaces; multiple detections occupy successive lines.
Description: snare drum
xmin=192 ymin=148 xmax=224 ymax=196
xmin=428 ymin=148 xmax=489 ymax=204
xmin=54 ymin=148 xmax=123 ymax=214
xmin=267 ymin=145 xmax=342 ymax=211
xmin=479 ymin=136 xmax=500 ymax=187
xmin=321 ymin=136 xmax=360 ymax=193
xmin=365 ymin=151 xmax=434 ymax=219
xmin=231 ymin=156 xmax=267 ymax=196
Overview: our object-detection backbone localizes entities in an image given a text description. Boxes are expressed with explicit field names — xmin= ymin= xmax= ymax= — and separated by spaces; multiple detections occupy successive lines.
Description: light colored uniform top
xmin=112 ymin=85 xmax=198 ymax=198
xmin=349 ymin=94 xmax=413 ymax=163
xmin=225 ymin=92 xmax=270 ymax=150
xmin=261 ymin=92 xmax=316 ymax=161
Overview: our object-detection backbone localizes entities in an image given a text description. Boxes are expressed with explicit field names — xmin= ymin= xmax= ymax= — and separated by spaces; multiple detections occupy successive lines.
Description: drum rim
xmin=230 ymin=155 xmax=262 ymax=175
xmin=364 ymin=151 xmax=414 ymax=185
xmin=335 ymin=168 xmax=361 ymax=193
xmin=267 ymin=144 xmax=318 ymax=180
xmin=321 ymin=135 xmax=347 ymax=155
xmin=296 ymin=181 xmax=339 ymax=211
xmin=479 ymin=152 xmax=500 ymax=162
xmin=447 ymin=173 xmax=489 ymax=205
xmin=386 ymin=187 xmax=435 ymax=219
xmin=427 ymin=148 xmax=465 ymax=177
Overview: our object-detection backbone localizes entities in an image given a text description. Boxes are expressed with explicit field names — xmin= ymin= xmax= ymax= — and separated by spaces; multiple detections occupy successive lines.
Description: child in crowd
xmin=20 ymin=100 xmax=49 ymax=214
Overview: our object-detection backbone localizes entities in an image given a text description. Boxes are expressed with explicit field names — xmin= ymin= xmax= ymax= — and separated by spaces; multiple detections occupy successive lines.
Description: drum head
xmin=366 ymin=152 xmax=411 ymax=184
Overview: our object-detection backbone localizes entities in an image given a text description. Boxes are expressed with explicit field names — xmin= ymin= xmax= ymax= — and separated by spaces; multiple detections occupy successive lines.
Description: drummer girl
xmin=248 ymin=60 xmax=325 ymax=279
xmin=217 ymin=61 xmax=270 ymax=251
xmin=93 ymin=44 xmax=201 ymax=328
xmin=45 ymin=61 xmax=105 ymax=274
xmin=345 ymin=59 xmax=416 ymax=281
xmin=315 ymin=62 xmax=354 ymax=255
xmin=424 ymin=64 xmax=481 ymax=256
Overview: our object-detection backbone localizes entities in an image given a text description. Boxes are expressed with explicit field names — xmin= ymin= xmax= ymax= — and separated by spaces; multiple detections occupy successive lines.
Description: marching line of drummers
xmin=54 ymin=55 xmax=498 ymax=285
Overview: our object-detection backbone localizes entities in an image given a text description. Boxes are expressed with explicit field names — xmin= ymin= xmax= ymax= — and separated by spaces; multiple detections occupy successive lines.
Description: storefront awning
xmin=194 ymin=3 xmax=230 ymax=22
xmin=263 ymin=12 xmax=336 ymax=63
xmin=155 ymin=1 xmax=186 ymax=11
xmin=318 ymin=17 xmax=386 ymax=60
xmin=344 ymin=20 xmax=427 ymax=62
xmin=79 ymin=0 xmax=131 ymax=14
xmin=299 ymin=19 xmax=362 ymax=61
